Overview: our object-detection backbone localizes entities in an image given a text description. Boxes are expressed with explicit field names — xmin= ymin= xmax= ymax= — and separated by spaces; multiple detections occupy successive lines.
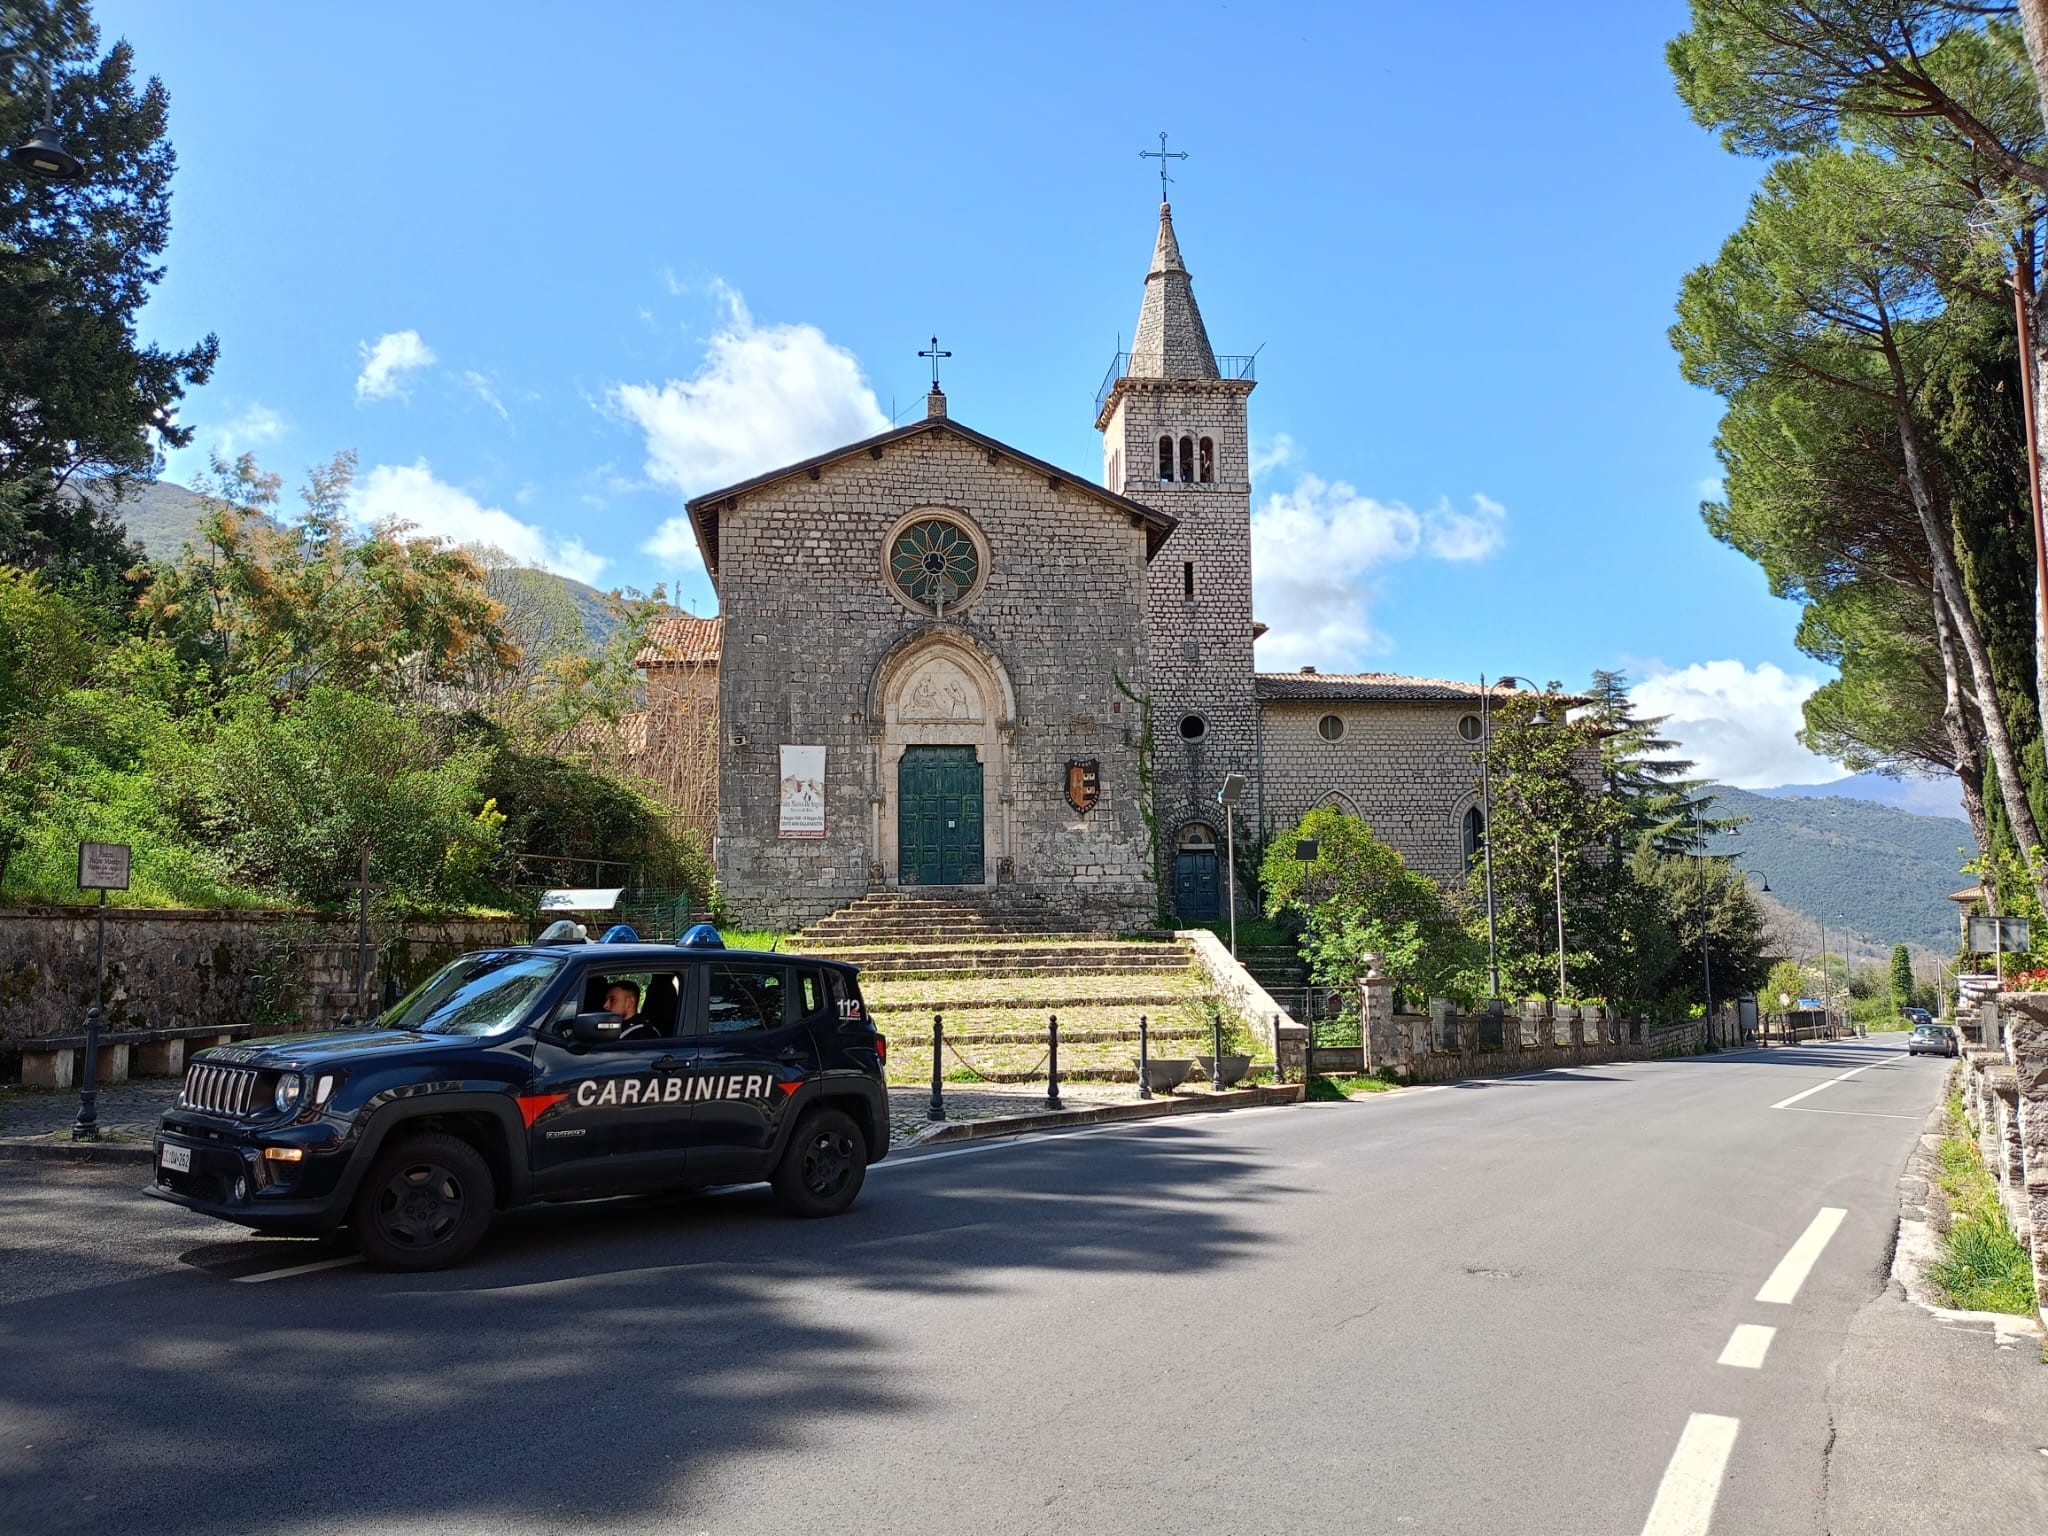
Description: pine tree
xmin=1586 ymin=669 xmax=1730 ymax=856
xmin=1890 ymin=942 xmax=1915 ymax=1015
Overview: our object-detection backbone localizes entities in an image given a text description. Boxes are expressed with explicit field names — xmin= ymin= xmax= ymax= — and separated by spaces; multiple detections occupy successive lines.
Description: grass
xmin=1306 ymin=1074 xmax=1397 ymax=1100
xmin=720 ymin=929 xmax=792 ymax=953
xmin=1184 ymin=916 xmax=1294 ymax=951
xmin=1928 ymin=1092 xmax=2038 ymax=1316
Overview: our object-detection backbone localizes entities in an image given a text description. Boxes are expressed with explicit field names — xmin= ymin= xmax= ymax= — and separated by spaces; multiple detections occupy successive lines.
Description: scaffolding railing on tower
xmin=1094 ymin=351 xmax=1256 ymax=418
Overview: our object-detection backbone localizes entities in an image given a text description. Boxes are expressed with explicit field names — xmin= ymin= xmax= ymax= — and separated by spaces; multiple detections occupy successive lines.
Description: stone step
xmin=847 ymin=955 xmax=1190 ymax=979
xmin=867 ymin=989 xmax=1192 ymax=1011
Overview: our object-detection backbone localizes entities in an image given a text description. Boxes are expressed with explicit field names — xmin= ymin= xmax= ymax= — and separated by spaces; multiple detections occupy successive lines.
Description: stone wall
xmin=1958 ymin=993 xmax=2048 ymax=1328
xmin=1354 ymin=975 xmax=1649 ymax=1081
xmin=0 ymin=907 xmax=526 ymax=1047
xmin=714 ymin=424 xmax=1155 ymax=930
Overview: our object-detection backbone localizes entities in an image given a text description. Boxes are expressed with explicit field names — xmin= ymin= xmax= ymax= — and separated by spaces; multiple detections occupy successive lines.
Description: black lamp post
xmin=1696 ymin=807 xmax=1715 ymax=1049
xmin=73 ymin=842 xmax=131 ymax=1141
xmin=1477 ymin=674 xmax=1551 ymax=1000
xmin=6 ymin=57 xmax=82 ymax=181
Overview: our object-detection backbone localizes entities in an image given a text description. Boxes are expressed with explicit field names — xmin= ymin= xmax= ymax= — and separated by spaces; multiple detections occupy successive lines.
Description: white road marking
xmin=1756 ymin=1207 xmax=1847 ymax=1304
xmin=1771 ymin=1062 xmax=1876 ymax=1110
xmin=231 ymin=1254 xmax=363 ymax=1284
xmin=1716 ymin=1324 xmax=1776 ymax=1369
xmin=1785 ymin=1107 xmax=1918 ymax=1121
xmin=1640 ymin=1413 xmax=1741 ymax=1536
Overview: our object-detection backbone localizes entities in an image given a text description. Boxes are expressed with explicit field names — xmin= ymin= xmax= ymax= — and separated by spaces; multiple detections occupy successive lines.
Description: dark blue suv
xmin=146 ymin=931 xmax=889 ymax=1270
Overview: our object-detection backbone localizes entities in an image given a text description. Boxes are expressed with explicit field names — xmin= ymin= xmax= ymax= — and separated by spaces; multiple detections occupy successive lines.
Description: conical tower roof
xmin=1128 ymin=202 xmax=1219 ymax=380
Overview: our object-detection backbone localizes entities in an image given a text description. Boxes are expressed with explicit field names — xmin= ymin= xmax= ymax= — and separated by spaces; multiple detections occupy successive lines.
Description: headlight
xmin=273 ymin=1073 xmax=304 ymax=1115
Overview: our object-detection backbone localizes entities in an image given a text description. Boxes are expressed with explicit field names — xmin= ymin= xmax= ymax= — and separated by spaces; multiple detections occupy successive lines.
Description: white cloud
xmin=1629 ymin=660 xmax=1843 ymax=789
xmin=461 ymin=370 xmax=509 ymax=420
xmin=1250 ymin=474 xmax=1509 ymax=670
xmin=1250 ymin=432 xmax=1296 ymax=479
xmin=356 ymin=330 xmax=436 ymax=402
xmin=352 ymin=460 xmax=606 ymax=584
xmin=610 ymin=283 xmax=888 ymax=564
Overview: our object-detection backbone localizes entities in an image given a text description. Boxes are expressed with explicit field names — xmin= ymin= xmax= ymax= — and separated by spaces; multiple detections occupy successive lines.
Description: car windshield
xmin=380 ymin=951 xmax=565 ymax=1036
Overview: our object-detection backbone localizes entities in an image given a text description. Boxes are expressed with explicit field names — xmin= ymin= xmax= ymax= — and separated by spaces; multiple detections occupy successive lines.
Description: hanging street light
xmin=9 ymin=118 xmax=80 ymax=180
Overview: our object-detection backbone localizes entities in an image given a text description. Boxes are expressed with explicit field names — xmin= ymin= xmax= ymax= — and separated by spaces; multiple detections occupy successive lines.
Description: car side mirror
xmin=571 ymin=1010 xmax=627 ymax=1044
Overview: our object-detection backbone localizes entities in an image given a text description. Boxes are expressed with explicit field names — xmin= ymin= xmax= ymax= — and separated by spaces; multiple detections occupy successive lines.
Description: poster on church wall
xmin=778 ymin=745 xmax=827 ymax=838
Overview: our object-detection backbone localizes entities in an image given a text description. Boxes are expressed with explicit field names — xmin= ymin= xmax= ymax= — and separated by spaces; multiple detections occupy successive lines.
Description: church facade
xmin=667 ymin=201 xmax=1513 ymax=929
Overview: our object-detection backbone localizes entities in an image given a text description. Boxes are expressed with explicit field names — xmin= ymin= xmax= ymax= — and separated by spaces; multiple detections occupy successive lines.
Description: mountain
xmin=1702 ymin=784 xmax=1971 ymax=954
xmin=1750 ymin=770 xmax=1963 ymax=820
xmin=90 ymin=479 xmax=621 ymax=648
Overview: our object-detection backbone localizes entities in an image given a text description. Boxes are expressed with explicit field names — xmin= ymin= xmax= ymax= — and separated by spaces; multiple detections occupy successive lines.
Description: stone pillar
xmin=1429 ymin=998 xmax=1454 ymax=1054
xmin=1359 ymin=966 xmax=1397 ymax=1077
xmin=134 ymin=1038 xmax=185 ymax=1078
xmin=21 ymin=1046 xmax=75 ymax=1091
xmin=1996 ymin=993 xmax=2048 ymax=1328
xmin=1276 ymin=1022 xmax=1309 ymax=1083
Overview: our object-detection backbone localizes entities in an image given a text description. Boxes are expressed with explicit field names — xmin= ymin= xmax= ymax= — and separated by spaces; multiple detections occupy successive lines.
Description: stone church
xmin=651 ymin=200 xmax=1516 ymax=929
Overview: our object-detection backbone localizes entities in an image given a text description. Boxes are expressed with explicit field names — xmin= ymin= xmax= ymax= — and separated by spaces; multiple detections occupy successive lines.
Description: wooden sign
xmin=1065 ymin=760 xmax=1100 ymax=814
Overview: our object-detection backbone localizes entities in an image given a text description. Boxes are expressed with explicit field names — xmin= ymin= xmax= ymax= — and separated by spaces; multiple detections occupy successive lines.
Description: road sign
xmin=76 ymin=842 xmax=131 ymax=891
xmin=1967 ymin=915 xmax=2030 ymax=954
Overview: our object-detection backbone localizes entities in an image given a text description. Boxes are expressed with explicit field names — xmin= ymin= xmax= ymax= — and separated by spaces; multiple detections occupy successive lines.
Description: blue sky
xmin=101 ymin=0 xmax=1847 ymax=788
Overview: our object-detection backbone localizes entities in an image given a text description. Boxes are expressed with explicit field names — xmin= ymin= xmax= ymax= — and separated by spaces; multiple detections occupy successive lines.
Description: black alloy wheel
xmin=771 ymin=1107 xmax=867 ymax=1217
xmin=349 ymin=1132 xmax=495 ymax=1271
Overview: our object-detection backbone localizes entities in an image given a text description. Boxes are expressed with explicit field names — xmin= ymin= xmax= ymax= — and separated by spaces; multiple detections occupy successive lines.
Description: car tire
xmin=349 ymin=1132 xmax=495 ymax=1271
xmin=771 ymin=1107 xmax=867 ymax=1218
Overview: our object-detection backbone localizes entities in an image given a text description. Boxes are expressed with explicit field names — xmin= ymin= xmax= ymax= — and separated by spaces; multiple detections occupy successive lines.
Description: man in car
xmin=602 ymin=980 xmax=649 ymax=1038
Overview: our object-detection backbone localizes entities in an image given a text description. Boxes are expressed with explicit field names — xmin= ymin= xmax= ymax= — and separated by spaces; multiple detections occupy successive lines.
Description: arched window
xmin=1463 ymin=806 xmax=1485 ymax=867
xmin=1199 ymin=437 xmax=1215 ymax=482
xmin=1158 ymin=437 xmax=1174 ymax=481
xmin=1178 ymin=823 xmax=1217 ymax=850
xmin=1179 ymin=436 xmax=1195 ymax=483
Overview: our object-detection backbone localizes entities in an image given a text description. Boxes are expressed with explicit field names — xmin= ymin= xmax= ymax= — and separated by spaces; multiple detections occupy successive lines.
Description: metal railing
xmin=1094 ymin=350 xmax=1256 ymax=417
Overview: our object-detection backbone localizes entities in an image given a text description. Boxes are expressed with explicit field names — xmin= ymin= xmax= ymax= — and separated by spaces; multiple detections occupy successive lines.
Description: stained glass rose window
xmin=890 ymin=519 xmax=980 ymax=610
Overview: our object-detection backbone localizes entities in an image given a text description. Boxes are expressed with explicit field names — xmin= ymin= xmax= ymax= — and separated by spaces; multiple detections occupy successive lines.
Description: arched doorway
xmin=1172 ymin=823 xmax=1221 ymax=920
xmin=872 ymin=632 xmax=1014 ymax=889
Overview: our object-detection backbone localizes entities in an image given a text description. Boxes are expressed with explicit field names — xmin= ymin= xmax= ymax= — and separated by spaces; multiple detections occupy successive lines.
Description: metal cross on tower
xmin=1139 ymin=130 xmax=1188 ymax=203
xmin=919 ymin=335 xmax=951 ymax=391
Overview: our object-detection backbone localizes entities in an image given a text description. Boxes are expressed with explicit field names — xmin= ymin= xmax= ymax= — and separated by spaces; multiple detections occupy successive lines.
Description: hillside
xmin=1751 ymin=770 xmax=1962 ymax=820
xmin=1702 ymin=784 xmax=1971 ymax=953
xmin=87 ymin=479 xmax=622 ymax=648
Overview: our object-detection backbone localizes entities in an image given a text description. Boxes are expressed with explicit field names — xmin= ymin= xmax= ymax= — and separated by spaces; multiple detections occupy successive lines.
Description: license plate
xmin=159 ymin=1144 xmax=192 ymax=1173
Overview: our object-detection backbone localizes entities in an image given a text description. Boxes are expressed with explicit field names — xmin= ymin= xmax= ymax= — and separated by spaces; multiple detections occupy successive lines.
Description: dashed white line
xmin=1756 ymin=1207 xmax=1846 ymax=1304
xmin=232 ymin=1254 xmax=363 ymax=1284
xmin=1716 ymin=1323 xmax=1776 ymax=1369
xmin=1640 ymin=1413 xmax=1741 ymax=1536
xmin=1771 ymin=1063 xmax=1875 ymax=1110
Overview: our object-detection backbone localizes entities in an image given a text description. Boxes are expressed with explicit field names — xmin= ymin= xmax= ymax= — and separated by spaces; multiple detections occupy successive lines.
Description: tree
xmin=0 ymin=2 xmax=216 ymax=590
xmin=1260 ymin=807 xmax=1472 ymax=1001
xmin=1891 ymin=941 xmax=1917 ymax=1011
xmin=1585 ymin=669 xmax=1726 ymax=855
xmin=0 ymin=565 xmax=103 ymax=883
xmin=1766 ymin=955 xmax=1815 ymax=1009
xmin=1632 ymin=845 xmax=1775 ymax=1008
xmin=1672 ymin=146 xmax=2048 ymax=910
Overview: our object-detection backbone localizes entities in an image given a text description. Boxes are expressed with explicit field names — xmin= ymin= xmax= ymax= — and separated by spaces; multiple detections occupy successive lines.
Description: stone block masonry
xmin=1959 ymin=992 xmax=2048 ymax=1328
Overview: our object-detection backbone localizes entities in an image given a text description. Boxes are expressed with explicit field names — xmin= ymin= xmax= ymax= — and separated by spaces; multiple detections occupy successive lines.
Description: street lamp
xmin=1695 ymin=806 xmax=1715 ymax=1048
xmin=1216 ymin=772 xmax=1247 ymax=958
xmin=1477 ymin=673 xmax=1551 ymax=1000
xmin=5 ymin=58 xmax=82 ymax=181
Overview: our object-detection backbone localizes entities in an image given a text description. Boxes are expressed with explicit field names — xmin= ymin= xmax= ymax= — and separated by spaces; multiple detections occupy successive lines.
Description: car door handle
xmin=652 ymin=1054 xmax=684 ymax=1072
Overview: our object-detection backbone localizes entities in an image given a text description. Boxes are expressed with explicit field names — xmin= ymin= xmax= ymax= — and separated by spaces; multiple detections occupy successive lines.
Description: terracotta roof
xmin=1255 ymin=672 xmax=1590 ymax=706
xmin=680 ymin=415 xmax=1179 ymax=581
xmin=635 ymin=614 xmax=721 ymax=669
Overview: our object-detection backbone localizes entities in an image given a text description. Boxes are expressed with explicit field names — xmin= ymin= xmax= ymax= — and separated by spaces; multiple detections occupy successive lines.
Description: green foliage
xmin=1630 ymin=845 xmax=1774 ymax=1007
xmin=1261 ymin=806 xmax=1474 ymax=1000
xmin=1586 ymin=668 xmax=1727 ymax=856
xmin=1931 ymin=1094 xmax=2039 ymax=1315
xmin=200 ymin=686 xmax=502 ymax=911
xmin=480 ymin=745 xmax=715 ymax=909
xmin=1890 ymin=941 xmax=1915 ymax=1012
xmin=0 ymin=4 xmax=217 ymax=590
xmin=1765 ymin=956 xmax=1814 ymax=1009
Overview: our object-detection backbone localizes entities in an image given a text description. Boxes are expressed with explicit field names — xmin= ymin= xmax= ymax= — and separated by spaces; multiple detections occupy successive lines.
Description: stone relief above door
xmin=898 ymin=656 xmax=984 ymax=722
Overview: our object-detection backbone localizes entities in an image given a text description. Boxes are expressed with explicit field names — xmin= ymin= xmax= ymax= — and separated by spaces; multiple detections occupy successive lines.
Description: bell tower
xmin=1096 ymin=199 xmax=1259 ymax=918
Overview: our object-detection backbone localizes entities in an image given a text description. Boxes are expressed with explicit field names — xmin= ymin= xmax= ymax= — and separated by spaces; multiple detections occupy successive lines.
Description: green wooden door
xmin=898 ymin=746 xmax=984 ymax=886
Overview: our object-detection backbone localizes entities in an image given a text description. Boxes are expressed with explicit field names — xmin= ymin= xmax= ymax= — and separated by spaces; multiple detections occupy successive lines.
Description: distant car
xmin=1902 ymin=1007 xmax=1934 ymax=1028
xmin=1907 ymin=1023 xmax=1956 ymax=1058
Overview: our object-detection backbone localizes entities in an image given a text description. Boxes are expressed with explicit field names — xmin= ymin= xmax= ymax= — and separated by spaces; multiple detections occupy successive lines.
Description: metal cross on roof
xmin=919 ymin=335 xmax=951 ymax=391
xmin=1139 ymin=130 xmax=1188 ymax=203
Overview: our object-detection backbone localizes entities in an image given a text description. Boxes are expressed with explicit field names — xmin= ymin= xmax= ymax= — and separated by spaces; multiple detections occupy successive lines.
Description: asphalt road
xmin=0 ymin=1039 xmax=2016 ymax=1534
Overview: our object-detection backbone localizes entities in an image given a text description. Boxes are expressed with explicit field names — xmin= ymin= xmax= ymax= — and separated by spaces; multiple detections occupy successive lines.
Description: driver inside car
xmin=603 ymin=980 xmax=651 ymax=1039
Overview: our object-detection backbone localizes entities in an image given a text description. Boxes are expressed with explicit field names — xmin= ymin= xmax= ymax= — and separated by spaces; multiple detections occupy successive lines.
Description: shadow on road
xmin=0 ymin=1126 xmax=1274 ymax=1535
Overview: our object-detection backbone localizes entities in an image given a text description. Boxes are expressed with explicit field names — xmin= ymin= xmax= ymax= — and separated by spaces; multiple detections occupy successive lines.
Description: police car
xmin=146 ymin=923 xmax=889 ymax=1270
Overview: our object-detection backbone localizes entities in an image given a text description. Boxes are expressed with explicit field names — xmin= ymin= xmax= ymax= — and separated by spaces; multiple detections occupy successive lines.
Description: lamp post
xmin=1695 ymin=807 xmax=1715 ymax=1048
xmin=73 ymin=843 xmax=131 ymax=1142
xmin=1216 ymin=772 xmax=1247 ymax=959
xmin=5 ymin=56 xmax=83 ymax=181
xmin=1476 ymin=674 xmax=1551 ymax=1000
xmin=1552 ymin=834 xmax=1567 ymax=1001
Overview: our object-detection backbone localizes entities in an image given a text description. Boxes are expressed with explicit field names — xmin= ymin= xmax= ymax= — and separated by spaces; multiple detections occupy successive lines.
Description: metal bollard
xmin=928 ymin=1014 xmax=945 ymax=1121
xmin=1046 ymin=1014 xmax=1063 ymax=1109
xmin=1137 ymin=1013 xmax=1151 ymax=1100
xmin=1212 ymin=1008 xmax=1225 ymax=1093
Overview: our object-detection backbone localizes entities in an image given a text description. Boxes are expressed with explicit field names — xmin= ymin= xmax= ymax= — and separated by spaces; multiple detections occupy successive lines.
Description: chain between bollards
xmin=1137 ymin=1013 xmax=1151 ymax=1100
xmin=1045 ymin=1014 xmax=1062 ymax=1109
xmin=928 ymin=1013 xmax=946 ymax=1121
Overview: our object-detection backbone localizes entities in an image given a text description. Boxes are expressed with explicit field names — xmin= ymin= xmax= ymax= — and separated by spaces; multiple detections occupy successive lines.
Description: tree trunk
xmin=1887 ymin=366 xmax=2048 ymax=913
xmin=2017 ymin=3 xmax=2048 ymax=154
xmin=1933 ymin=590 xmax=1994 ymax=870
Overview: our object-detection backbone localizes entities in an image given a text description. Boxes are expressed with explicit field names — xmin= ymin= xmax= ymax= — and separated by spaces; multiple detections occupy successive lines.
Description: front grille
xmin=180 ymin=1063 xmax=261 ymax=1117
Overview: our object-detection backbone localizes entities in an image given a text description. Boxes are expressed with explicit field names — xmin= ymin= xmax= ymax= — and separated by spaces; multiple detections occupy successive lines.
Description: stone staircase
xmin=794 ymin=893 xmax=1236 ymax=1083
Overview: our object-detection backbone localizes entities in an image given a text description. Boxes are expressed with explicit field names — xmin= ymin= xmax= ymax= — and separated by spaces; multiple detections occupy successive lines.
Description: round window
xmin=889 ymin=518 xmax=980 ymax=611
xmin=1317 ymin=713 xmax=1345 ymax=742
xmin=1458 ymin=713 xmax=1483 ymax=741
xmin=1179 ymin=714 xmax=1208 ymax=741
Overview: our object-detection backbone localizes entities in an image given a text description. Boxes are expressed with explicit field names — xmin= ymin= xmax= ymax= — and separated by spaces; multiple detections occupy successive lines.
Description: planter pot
xmin=1197 ymin=1054 xmax=1252 ymax=1087
xmin=1141 ymin=1058 xmax=1193 ymax=1094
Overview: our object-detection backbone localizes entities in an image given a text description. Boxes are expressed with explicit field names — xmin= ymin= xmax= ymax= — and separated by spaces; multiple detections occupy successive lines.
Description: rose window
xmin=890 ymin=519 xmax=980 ymax=611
